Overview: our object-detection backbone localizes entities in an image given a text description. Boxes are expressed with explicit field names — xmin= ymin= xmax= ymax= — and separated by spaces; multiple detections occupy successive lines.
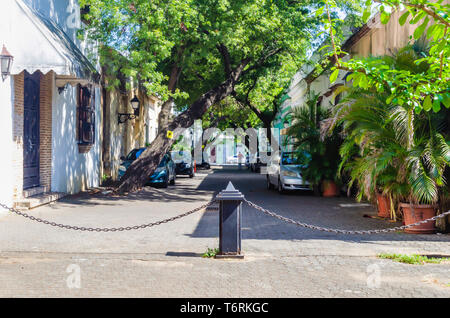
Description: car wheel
xmin=189 ymin=169 xmax=195 ymax=178
xmin=161 ymin=177 xmax=169 ymax=188
xmin=278 ymin=178 xmax=285 ymax=194
xmin=267 ymin=176 xmax=273 ymax=190
xmin=170 ymin=173 xmax=176 ymax=185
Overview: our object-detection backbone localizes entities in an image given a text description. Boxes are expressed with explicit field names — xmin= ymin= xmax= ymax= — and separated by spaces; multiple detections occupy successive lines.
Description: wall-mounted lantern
xmin=1 ymin=45 xmax=14 ymax=81
xmin=130 ymin=95 xmax=140 ymax=115
xmin=118 ymin=95 xmax=141 ymax=124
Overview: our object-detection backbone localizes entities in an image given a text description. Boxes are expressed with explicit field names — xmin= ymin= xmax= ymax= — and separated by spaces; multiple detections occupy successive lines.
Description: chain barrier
xmin=0 ymin=200 xmax=217 ymax=232
xmin=2 ymin=196 xmax=450 ymax=235
xmin=244 ymin=198 xmax=450 ymax=235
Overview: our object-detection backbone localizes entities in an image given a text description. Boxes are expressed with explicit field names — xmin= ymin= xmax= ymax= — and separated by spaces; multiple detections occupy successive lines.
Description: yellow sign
xmin=166 ymin=130 xmax=174 ymax=139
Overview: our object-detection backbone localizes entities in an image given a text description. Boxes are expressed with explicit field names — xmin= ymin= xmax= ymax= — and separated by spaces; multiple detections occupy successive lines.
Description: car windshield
xmin=171 ymin=151 xmax=191 ymax=163
xmin=281 ymin=152 xmax=302 ymax=165
xmin=125 ymin=149 xmax=167 ymax=167
xmin=126 ymin=148 xmax=145 ymax=161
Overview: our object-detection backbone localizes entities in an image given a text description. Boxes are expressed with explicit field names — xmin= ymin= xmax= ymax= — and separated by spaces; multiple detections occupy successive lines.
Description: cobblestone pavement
xmin=0 ymin=167 xmax=449 ymax=297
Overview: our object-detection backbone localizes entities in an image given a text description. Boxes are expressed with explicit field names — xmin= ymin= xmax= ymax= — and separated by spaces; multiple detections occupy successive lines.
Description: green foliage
xmin=327 ymin=48 xmax=450 ymax=205
xmin=287 ymin=93 xmax=342 ymax=186
xmin=202 ymin=247 xmax=220 ymax=258
xmin=202 ymin=97 xmax=259 ymax=130
xmin=378 ymin=253 xmax=450 ymax=265
xmin=171 ymin=134 xmax=191 ymax=152
xmin=234 ymin=55 xmax=300 ymax=126
xmin=325 ymin=0 xmax=450 ymax=113
xmin=80 ymin=0 xmax=343 ymax=107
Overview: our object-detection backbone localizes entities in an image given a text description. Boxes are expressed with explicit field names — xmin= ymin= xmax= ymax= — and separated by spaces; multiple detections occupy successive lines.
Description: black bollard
xmin=215 ymin=182 xmax=244 ymax=259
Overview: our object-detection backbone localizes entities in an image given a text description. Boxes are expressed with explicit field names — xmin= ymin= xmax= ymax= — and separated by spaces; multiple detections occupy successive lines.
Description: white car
xmin=266 ymin=152 xmax=310 ymax=193
xmin=226 ymin=155 xmax=239 ymax=164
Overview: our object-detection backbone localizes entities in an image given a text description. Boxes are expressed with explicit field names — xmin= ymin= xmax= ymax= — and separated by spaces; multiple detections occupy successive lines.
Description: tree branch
xmin=374 ymin=0 xmax=450 ymax=28
xmin=217 ymin=43 xmax=232 ymax=76
xmin=242 ymin=47 xmax=283 ymax=77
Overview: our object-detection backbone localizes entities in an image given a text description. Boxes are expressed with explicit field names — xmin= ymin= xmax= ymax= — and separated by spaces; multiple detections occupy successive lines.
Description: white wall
xmin=51 ymin=84 xmax=101 ymax=194
xmin=0 ymin=77 xmax=15 ymax=214
xmin=145 ymin=102 xmax=158 ymax=145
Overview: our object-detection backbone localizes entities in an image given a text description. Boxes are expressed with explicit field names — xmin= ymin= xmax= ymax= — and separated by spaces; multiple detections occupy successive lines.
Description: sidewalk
xmin=0 ymin=168 xmax=448 ymax=297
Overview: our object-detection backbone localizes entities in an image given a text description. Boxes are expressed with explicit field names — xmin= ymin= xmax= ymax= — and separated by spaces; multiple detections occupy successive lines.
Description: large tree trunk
xmin=157 ymin=63 xmax=182 ymax=130
xmin=117 ymin=60 xmax=249 ymax=193
xmin=158 ymin=98 xmax=174 ymax=129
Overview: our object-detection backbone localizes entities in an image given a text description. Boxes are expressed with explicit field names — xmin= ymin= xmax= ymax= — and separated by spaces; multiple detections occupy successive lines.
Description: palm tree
xmin=287 ymin=92 xmax=342 ymax=194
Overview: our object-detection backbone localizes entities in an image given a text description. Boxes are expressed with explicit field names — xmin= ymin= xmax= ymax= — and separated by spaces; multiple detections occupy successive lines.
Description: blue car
xmin=119 ymin=148 xmax=176 ymax=188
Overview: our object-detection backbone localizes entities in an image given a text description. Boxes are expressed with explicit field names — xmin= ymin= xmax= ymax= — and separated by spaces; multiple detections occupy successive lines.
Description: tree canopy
xmin=80 ymin=0 xmax=363 ymax=107
xmin=79 ymin=0 xmax=365 ymax=192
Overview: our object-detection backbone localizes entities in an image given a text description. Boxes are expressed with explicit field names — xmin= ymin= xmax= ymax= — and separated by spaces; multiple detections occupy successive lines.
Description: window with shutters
xmin=77 ymin=85 xmax=95 ymax=153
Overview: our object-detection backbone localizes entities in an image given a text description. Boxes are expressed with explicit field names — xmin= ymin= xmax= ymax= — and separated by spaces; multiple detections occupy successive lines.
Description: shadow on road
xmin=188 ymin=167 xmax=450 ymax=244
xmin=48 ymin=175 xmax=216 ymax=209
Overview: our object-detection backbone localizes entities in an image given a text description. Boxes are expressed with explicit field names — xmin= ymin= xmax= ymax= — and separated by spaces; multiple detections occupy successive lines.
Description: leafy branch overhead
xmin=78 ymin=0 xmax=365 ymax=193
xmin=323 ymin=0 xmax=450 ymax=114
xmin=80 ymin=0 xmax=329 ymax=105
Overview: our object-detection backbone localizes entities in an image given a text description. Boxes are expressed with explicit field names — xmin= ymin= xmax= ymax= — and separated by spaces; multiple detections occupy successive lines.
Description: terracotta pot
xmin=322 ymin=180 xmax=339 ymax=197
xmin=376 ymin=193 xmax=391 ymax=218
xmin=400 ymin=203 xmax=437 ymax=234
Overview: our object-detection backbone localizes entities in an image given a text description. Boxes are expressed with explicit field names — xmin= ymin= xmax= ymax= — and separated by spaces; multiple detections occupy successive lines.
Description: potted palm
xmin=396 ymin=133 xmax=449 ymax=233
xmin=287 ymin=93 xmax=342 ymax=197
xmin=325 ymin=45 xmax=450 ymax=229
xmin=329 ymin=86 xmax=449 ymax=228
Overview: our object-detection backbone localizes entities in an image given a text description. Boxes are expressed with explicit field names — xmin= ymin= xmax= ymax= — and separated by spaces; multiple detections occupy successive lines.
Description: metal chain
xmin=0 ymin=200 xmax=216 ymax=232
xmin=244 ymin=198 xmax=450 ymax=235
xmin=3 ymin=196 xmax=450 ymax=235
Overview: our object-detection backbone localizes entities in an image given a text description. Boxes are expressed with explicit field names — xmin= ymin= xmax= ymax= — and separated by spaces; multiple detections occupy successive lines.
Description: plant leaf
xmin=330 ymin=69 xmax=339 ymax=84
xmin=399 ymin=11 xmax=410 ymax=26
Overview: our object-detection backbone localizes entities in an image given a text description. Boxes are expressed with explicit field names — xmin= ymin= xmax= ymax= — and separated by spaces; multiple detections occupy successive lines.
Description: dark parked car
xmin=119 ymin=148 xmax=176 ymax=188
xmin=250 ymin=155 xmax=265 ymax=173
xmin=171 ymin=151 xmax=195 ymax=178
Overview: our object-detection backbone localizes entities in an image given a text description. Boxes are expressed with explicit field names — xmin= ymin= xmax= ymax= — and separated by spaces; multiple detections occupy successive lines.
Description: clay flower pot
xmin=376 ymin=193 xmax=391 ymax=218
xmin=322 ymin=180 xmax=339 ymax=197
xmin=399 ymin=203 xmax=437 ymax=234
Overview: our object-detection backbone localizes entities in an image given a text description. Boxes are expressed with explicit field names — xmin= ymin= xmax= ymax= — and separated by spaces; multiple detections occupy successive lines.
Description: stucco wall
xmin=0 ymin=77 xmax=15 ymax=214
xmin=51 ymin=84 xmax=101 ymax=194
xmin=350 ymin=10 xmax=417 ymax=58
xmin=103 ymin=89 xmax=126 ymax=181
xmin=103 ymin=88 xmax=161 ymax=181
xmin=279 ymin=8 xmax=427 ymax=122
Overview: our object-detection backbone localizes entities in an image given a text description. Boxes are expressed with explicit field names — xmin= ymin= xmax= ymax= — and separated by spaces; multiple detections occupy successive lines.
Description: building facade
xmin=0 ymin=0 xmax=102 ymax=211
xmin=102 ymin=82 xmax=161 ymax=181
xmin=274 ymin=9 xmax=422 ymax=141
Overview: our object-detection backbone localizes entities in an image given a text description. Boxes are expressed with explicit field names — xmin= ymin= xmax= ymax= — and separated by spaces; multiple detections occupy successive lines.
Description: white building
xmin=0 ymin=0 xmax=102 ymax=211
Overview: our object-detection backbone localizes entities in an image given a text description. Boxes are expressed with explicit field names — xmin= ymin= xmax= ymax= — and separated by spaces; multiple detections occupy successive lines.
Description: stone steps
xmin=23 ymin=186 xmax=49 ymax=198
xmin=14 ymin=192 xmax=67 ymax=210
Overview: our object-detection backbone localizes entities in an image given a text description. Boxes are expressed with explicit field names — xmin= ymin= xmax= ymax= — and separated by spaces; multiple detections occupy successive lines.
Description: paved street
xmin=0 ymin=167 xmax=449 ymax=297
